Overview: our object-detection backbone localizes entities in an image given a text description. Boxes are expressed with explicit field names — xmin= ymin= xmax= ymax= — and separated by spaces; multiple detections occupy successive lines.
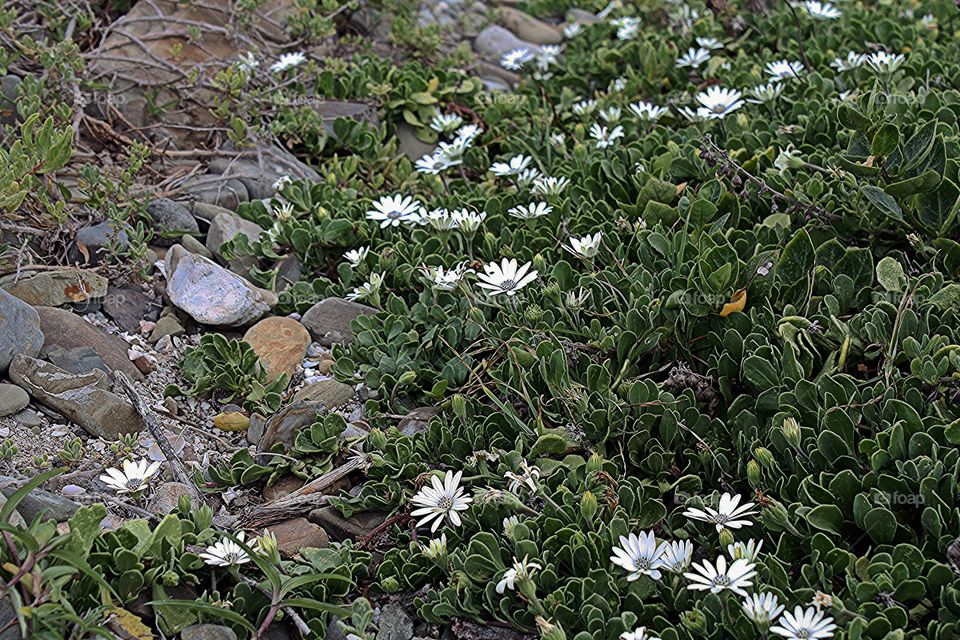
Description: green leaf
xmin=871 ymin=123 xmax=899 ymax=157
xmin=148 ymin=601 xmax=255 ymax=631
xmin=861 ymin=185 xmax=904 ymax=222
xmin=777 ymin=229 xmax=815 ymax=282
xmin=806 ymin=504 xmax=844 ymax=535
xmin=875 ymin=257 xmax=906 ymax=292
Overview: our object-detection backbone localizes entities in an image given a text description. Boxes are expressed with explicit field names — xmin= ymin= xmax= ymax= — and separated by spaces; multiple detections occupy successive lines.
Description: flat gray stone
xmin=0 ymin=289 xmax=43 ymax=373
xmin=376 ymin=604 xmax=413 ymax=640
xmin=71 ymin=221 xmax=129 ymax=265
xmin=146 ymin=198 xmax=199 ymax=246
xmin=205 ymin=211 xmax=264 ymax=262
xmin=36 ymin=306 xmax=143 ymax=380
xmin=0 ymin=384 xmax=28 ymax=417
xmin=8 ymin=354 xmax=144 ymax=440
xmin=181 ymin=624 xmax=238 ymax=640
xmin=0 ymin=475 xmax=80 ymax=522
xmin=473 ymin=25 xmax=542 ymax=60
xmin=2 ymin=268 xmax=108 ymax=307
xmin=300 ymin=297 xmax=377 ymax=346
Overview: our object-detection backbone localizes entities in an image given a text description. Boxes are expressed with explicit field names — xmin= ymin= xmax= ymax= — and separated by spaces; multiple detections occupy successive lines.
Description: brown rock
xmin=2 ymin=269 xmax=108 ymax=306
xmin=263 ymin=474 xmax=305 ymax=502
xmin=256 ymin=400 xmax=323 ymax=461
xmin=243 ymin=316 xmax=310 ymax=386
xmin=35 ymin=306 xmax=144 ymax=380
xmin=8 ymin=355 xmax=144 ymax=439
xmin=497 ymin=7 xmax=562 ymax=44
xmin=148 ymin=482 xmax=194 ymax=514
xmin=398 ymin=406 xmax=441 ymax=436
xmin=266 ymin=517 xmax=329 ymax=558
xmin=293 ymin=379 xmax=354 ymax=408
xmin=308 ymin=506 xmax=387 ymax=542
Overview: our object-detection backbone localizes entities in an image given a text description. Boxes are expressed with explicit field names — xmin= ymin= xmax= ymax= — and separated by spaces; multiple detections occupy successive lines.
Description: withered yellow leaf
xmin=720 ymin=289 xmax=747 ymax=317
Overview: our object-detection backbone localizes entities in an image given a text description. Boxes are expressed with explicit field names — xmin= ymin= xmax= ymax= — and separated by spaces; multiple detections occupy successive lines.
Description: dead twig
xmin=115 ymin=372 xmax=203 ymax=504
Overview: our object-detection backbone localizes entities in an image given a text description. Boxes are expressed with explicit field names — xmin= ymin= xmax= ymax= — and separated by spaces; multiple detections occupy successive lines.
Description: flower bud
xmin=718 ymin=527 xmax=735 ymax=547
xmin=451 ymin=394 xmax=467 ymax=422
xmin=397 ymin=370 xmax=417 ymax=386
xmin=746 ymin=459 xmax=762 ymax=487
xmin=760 ymin=497 xmax=791 ymax=532
xmin=580 ymin=491 xmax=599 ymax=521
xmin=381 ymin=576 xmax=400 ymax=593
xmin=782 ymin=416 xmax=802 ymax=448
xmin=367 ymin=428 xmax=387 ymax=450
xmin=681 ymin=609 xmax=706 ymax=634
xmin=536 ymin=617 xmax=566 ymax=640
xmin=754 ymin=447 xmax=776 ymax=469
xmin=586 ymin=452 xmax=604 ymax=474
xmin=532 ymin=254 xmax=547 ymax=273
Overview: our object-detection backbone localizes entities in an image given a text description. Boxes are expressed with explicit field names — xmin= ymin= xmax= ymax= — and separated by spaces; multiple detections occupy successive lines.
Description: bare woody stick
xmin=115 ymin=371 xmax=203 ymax=505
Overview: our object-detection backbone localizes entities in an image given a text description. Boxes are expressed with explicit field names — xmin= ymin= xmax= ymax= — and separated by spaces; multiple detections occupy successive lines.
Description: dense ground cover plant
xmin=3 ymin=0 xmax=960 ymax=637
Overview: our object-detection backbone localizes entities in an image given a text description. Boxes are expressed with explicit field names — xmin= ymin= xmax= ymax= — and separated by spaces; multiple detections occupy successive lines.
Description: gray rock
xmin=206 ymin=143 xmax=320 ymax=201
xmin=473 ymin=25 xmax=542 ymax=60
xmin=8 ymin=355 xmax=144 ymax=440
xmin=146 ymin=198 xmax=199 ymax=246
xmin=398 ymin=406 xmax=441 ymax=436
xmin=181 ymin=233 xmax=213 ymax=258
xmin=148 ymin=313 xmax=185 ymax=344
xmin=0 ymin=595 xmax=21 ymax=640
xmin=102 ymin=285 xmax=160 ymax=333
xmin=165 ymin=244 xmax=276 ymax=327
xmin=11 ymin=408 xmax=42 ymax=427
xmin=275 ymin=255 xmax=302 ymax=291
xmin=45 ymin=346 xmax=108 ymax=376
xmin=71 ymin=221 xmax=129 ymax=265
xmin=293 ymin=379 xmax=354 ymax=408
xmin=2 ymin=268 xmax=108 ymax=307
xmin=566 ymin=8 xmax=603 ymax=25
xmin=0 ymin=384 xmax=29 ymax=417
xmin=181 ymin=624 xmax=238 ymax=640
xmin=377 ymin=604 xmax=414 ymax=640
xmin=300 ymin=297 xmax=378 ymax=346
xmin=0 ymin=475 xmax=80 ymax=522
xmin=0 ymin=74 xmax=21 ymax=127
xmin=36 ymin=306 xmax=143 ymax=380
xmin=257 ymin=400 xmax=324 ymax=461
xmin=313 ymin=100 xmax=379 ymax=135
xmin=326 ymin=618 xmax=351 ymax=640
xmin=148 ymin=482 xmax=193 ymax=514
xmin=189 ymin=201 xmax=234 ymax=224
xmin=396 ymin=123 xmax=436 ymax=161
xmin=0 ymin=289 xmax=43 ymax=374
xmin=184 ymin=177 xmax=249 ymax=210
xmin=205 ymin=211 xmax=264 ymax=262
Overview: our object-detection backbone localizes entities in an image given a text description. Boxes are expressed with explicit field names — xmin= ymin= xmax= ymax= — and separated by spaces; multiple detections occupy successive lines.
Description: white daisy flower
xmin=236 ymin=52 xmax=259 ymax=72
xmin=422 ymin=263 xmax=472 ymax=291
xmin=422 ymin=208 xmax=458 ymax=231
xmin=676 ymin=47 xmax=712 ymax=69
xmin=610 ymin=531 xmax=666 ymax=581
xmin=563 ymin=22 xmax=583 ymax=38
xmin=491 ymin=154 xmax=533 ymax=177
xmin=452 ymin=209 xmax=486 ymax=233
xmin=658 ymin=539 xmax=694 ymax=573
xmin=346 ymin=272 xmax=383 ymax=302
xmin=437 ymin=138 xmax=470 ymax=165
xmin=420 ymin=533 xmax=448 ymax=561
xmin=496 ymin=556 xmax=542 ymax=593
xmin=695 ymin=86 xmax=745 ymax=119
xmin=866 ymin=51 xmax=905 ymax=74
xmin=766 ymin=59 xmax=803 ymax=81
xmin=770 ymin=606 xmax=837 ymax=640
xmin=476 ymin=258 xmax=538 ymax=296
xmin=415 ymin=152 xmax=452 ymax=175
xmin=343 ymin=246 xmax=369 ymax=267
xmin=366 ymin=194 xmax=420 ymax=228
xmin=804 ymin=0 xmax=840 ymax=19
xmin=599 ymin=106 xmax=622 ymax=123
xmin=727 ymin=538 xmax=763 ymax=562
xmin=509 ymin=202 xmax=553 ymax=219
xmin=515 ymin=167 xmax=543 ymax=187
xmin=200 ymin=532 xmax=252 ymax=567
xmin=609 ymin=77 xmax=627 ymax=93
xmin=537 ymin=45 xmax=562 ymax=69
xmin=272 ymin=175 xmax=292 ymax=191
xmin=99 ymin=459 xmax=162 ymax=494
xmin=270 ymin=51 xmax=306 ymax=73
xmin=748 ymin=82 xmax=785 ymax=104
xmin=532 ymin=176 xmax=570 ymax=196
xmin=571 ymin=99 xmax=599 ymax=116
xmin=774 ymin=146 xmax=804 ymax=174
xmin=503 ymin=515 xmax=521 ymax=535
xmin=273 ymin=201 xmax=295 ymax=222
xmin=410 ymin=470 xmax=472 ymax=532
xmin=696 ymin=36 xmax=723 ymax=50
xmin=678 ymin=106 xmax=708 ymax=122
xmin=684 ymin=556 xmax=757 ymax=596
xmin=568 ymin=232 xmax=602 ymax=258
xmin=430 ymin=112 xmax=464 ymax=134
xmin=830 ymin=51 xmax=867 ymax=72
xmin=504 ymin=461 xmax=540 ymax=493
xmin=629 ymin=101 xmax=669 ymax=121
xmin=743 ymin=592 xmax=786 ymax=627
xmin=683 ymin=492 xmax=758 ymax=531
xmin=611 ymin=16 xmax=640 ymax=40
xmin=621 ymin=628 xmax=660 ymax=640
xmin=501 ymin=47 xmax=535 ymax=71
xmin=455 ymin=124 xmax=483 ymax=143
xmin=590 ymin=123 xmax=625 ymax=149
